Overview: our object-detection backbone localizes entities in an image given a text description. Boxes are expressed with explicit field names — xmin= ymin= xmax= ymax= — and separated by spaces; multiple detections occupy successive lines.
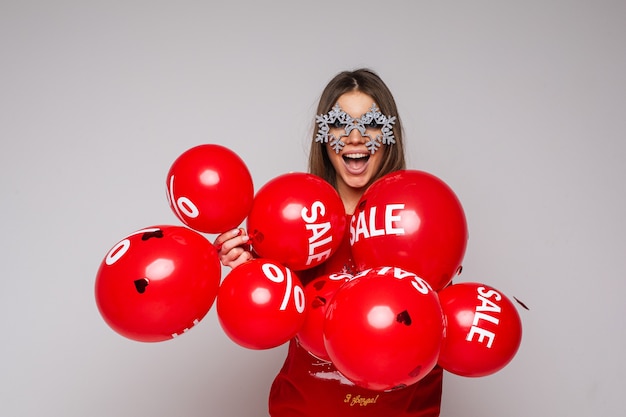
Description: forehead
xmin=335 ymin=91 xmax=376 ymax=118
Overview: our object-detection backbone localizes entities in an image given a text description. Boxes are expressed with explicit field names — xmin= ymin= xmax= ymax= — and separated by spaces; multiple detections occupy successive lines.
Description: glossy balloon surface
xmin=95 ymin=225 xmax=221 ymax=342
xmin=217 ymin=259 xmax=306 ymax=350
xmin=296 ymin=272 xmax=352 ymax=360
xmin=166 ymin=144 xmax=253 ymax=233
xmin=350 ymin=170 xmax=468 ymax=291
xmin=438 ymin=282 xmax=523 ymax=377
xmin=323 ymin=266 xmax=444 ymax=391
xmin=247 ymin=172 xmax=346 ymax=271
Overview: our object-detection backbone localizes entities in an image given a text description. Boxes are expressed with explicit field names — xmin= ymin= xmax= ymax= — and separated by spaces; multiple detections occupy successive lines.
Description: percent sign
xmin=261 ymin=262 xmax=306 ymax=313
xmin=167 ymin=174 xmax=200 ymax=221
xmin=105 ymin=227 xmax=163 ymax=266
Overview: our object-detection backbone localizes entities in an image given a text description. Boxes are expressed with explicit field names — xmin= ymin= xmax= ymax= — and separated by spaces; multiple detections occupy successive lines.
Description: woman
xmin=214 ymin=68 xmax=443 ymax=416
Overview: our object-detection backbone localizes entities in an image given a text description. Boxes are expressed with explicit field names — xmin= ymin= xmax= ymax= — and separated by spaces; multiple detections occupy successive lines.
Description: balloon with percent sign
xmin=94 ymin=225 xmax=221 ymax=342
xmin=323 ymin=266 xmax=444 ymax=391
xmin=216 ymin=258 xmax=307 ymax=350
xmin=166 ymin=144 xmax=254 ymax=234
xmin=246 ymin=172 xmax=346 ymax=271
xmin=296 ymin=272 xmax=352 ymax=361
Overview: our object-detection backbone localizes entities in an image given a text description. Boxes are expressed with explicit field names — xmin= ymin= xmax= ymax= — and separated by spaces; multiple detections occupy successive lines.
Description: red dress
xmin=268 ymin=216 xmax=443 ymax=417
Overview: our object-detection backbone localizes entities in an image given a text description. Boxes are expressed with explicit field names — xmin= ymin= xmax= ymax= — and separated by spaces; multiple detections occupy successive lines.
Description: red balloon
xmin=166 ymin=144 xmax=254 ymax=233
xmin=94 ymin=225 xmax=221 ymax=342
xmin=296 ymin=272 xmax=352 ymax=360
xmin=217 ymin=259 xmax=307 ymax=350
xmin=437 ymin=282 xmax=523 ymax=377
xmin=323 ymin=266 xmax=444 ymax=391
xmin=350 ymin=170 xmax=468 ymax=291
xmin=246 ymin=172 xmax=346 ymax=271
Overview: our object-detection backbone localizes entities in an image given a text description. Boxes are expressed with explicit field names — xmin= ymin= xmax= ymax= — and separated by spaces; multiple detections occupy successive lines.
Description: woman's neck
xmin=338 ymin=184 xmax=365 ymax=216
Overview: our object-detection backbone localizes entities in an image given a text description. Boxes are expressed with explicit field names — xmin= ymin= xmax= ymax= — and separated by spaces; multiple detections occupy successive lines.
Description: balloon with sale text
xmin=246 ymin=172 xmax=346 ymax=271
xmin=216 ymin=258 xmax=307 ymax=350
xmin=350 ymin=170 xmax=468 ymax=291
xmin=166 ymin=144 xmax=254 ymax=234
xmin=94 ymin=225 xmax=221 ymax=342
xmin=437 ymin=282 xmax=523 ymax=377
xmin=323 ymin=266 xmax=444 ymax=391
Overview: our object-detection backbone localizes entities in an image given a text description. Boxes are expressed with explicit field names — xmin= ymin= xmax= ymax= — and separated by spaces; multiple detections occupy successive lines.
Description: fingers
xmin=214 ymin=228 xmax=252 ymax=268
xmin=215 ymin=228 xmax=248 ymax=250
xmin=224 ymin=248 xmax=253 ymax=269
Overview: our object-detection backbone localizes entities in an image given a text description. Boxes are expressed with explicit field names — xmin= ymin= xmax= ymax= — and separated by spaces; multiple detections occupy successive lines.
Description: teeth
xmin=344 ymin=153 xmax=368 ymax=159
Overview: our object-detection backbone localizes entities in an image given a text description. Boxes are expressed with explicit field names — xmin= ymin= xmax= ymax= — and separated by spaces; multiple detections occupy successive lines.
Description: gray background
xmin=1 ymin=1 xmax=625 ymax=416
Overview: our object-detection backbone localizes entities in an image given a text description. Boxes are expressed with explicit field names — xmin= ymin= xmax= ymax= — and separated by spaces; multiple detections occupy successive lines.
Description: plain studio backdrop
xmin=1 ymin=1 xmax=625 ymax=416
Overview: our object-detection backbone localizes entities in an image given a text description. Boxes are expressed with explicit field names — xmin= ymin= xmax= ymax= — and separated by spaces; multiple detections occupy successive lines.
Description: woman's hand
xmin=214 ymin=228 xmax=253 ymax=269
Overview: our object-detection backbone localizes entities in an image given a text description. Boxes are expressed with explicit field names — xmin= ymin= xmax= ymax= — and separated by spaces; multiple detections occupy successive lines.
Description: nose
xmin=346 ymin=124 xmax=366 ymax=144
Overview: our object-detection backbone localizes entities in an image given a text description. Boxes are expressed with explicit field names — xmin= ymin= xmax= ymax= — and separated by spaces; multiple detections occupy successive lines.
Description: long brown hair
xmin=308 ymin=68 xmax=406 ymax=189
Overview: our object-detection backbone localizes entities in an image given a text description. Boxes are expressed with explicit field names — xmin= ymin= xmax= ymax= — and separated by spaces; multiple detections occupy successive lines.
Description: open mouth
xmin=342 ymin=153 xmax=370 ymax=173
xmin=342 ymin=153 xmax=370 ymax=163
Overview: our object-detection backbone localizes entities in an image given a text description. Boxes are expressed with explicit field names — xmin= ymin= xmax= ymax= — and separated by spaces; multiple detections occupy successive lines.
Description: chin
xmin=345 ymin=177 xmax=371 ymax=190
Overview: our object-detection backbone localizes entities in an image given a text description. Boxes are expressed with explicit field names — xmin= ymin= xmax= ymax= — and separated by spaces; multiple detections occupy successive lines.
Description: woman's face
xmin=325 ymin=90 xmax=386 ymax=195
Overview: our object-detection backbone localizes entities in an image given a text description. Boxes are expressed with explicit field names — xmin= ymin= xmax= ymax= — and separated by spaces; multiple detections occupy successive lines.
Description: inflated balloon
xmin=437 ymin=282 xmax=523 ymax=377
xmin=323 ymin=266 xmax=444 ymax=391
xmin=296 ymin=272 xmax=352 ymax=361
xmin=350 ymin=170 xmax=468 ymax=291
xmin=217 ymin=258 xmax=307 ymax=350
xmin=166 ymin=144 xmax=254 ymax=233
xmin=94 ymin=225 xmax=221 ymax=342
xmin=246 ymin=172 xmax=346 ymax=271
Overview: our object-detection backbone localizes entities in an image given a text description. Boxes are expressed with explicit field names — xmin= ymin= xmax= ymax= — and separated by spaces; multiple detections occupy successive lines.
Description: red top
xmin=268 ymin=215 xmax=443 ymax=417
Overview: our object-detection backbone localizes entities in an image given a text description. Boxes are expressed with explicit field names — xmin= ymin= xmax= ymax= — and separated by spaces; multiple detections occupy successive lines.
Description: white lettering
xmin=306 ymin=223 xmax=332 ymax=252
xmin=350 ymin=204 xmax=406 ymax=244
xmin=328 ymin=273 xmax=353 ymax=281
xmin=385 ymin=204 xmax=405 ymax=235
xmin=301 ymin=201 xmax=325 ymax=223
xmin=105 ymin=227 xmax=161 ymax=266
xmin=466 ymin=326 xmax=496 ymax=348
xmin=465 ymin=286 xmax=502 ymax=348
xmin=261 ymin=263 xmax=305 ymax=313
xmin=368 ymin=206 xmax=385 ymax=237
xmin=301 ymin=201 xmax=334 ymax=266
xmin=375 ymin=267 xmax=431 ymax=295
xmin=168 ymin=175 xmax=199 ymax=219
xmin=477 ymin=286 xmax=502 ymax=302
xmin=306 ymin=248 xmax=332 ymax=265
xmin=351 ymin=211 xmax=370 ymax=244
